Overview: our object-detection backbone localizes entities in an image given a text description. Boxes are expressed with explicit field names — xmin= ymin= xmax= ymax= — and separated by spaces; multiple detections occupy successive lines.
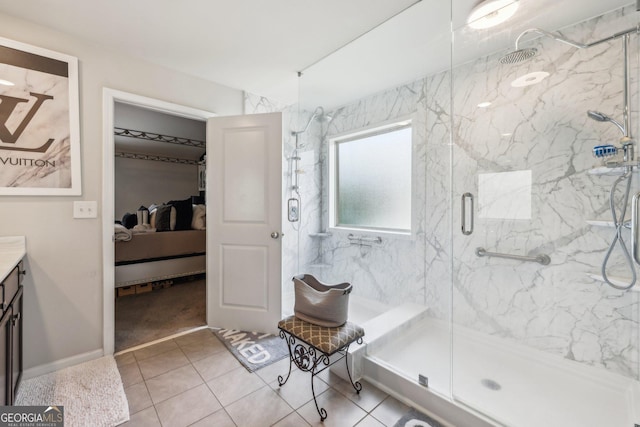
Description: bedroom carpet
xmin=115 ymin=278 xmax=206 ymax=352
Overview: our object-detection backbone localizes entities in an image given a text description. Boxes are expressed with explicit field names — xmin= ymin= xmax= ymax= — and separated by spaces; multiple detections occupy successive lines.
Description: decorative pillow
xmin=121 ymin=212 xmax=137 ymax=229
xmin=191 ymin=204 xmax=206 ymax=230
xmin=168 ymin=198 xmax=193 ymax=231
xmin=149 ymin=204 xmax=176 ymax=232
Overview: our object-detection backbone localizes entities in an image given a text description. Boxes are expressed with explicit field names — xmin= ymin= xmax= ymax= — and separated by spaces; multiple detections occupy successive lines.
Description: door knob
xmin=271 ymin=231 xmax=281 ymax=239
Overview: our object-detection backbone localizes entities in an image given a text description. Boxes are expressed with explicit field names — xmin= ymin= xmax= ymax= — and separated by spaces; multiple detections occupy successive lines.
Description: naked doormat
xmin=213 ymin=328 xmax=289 ymax=372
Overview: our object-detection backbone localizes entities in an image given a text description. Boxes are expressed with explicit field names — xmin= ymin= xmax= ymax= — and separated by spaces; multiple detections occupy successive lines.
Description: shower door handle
xmin=632 ymin=192 xmax=640 ymax=264
xmin=461 ymin=192 xmax=474 ymax=235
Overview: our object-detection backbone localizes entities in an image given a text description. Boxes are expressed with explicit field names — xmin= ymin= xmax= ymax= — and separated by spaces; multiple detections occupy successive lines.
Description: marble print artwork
xmin=245 ymin=4 xmax=640 ymax=382
xmin=0 ymin=60 xmax=72 ymax=189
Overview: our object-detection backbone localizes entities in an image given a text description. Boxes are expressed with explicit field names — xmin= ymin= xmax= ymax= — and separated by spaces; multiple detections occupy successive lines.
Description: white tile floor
xmin=116 ymin=328 xmax=421 ymax=427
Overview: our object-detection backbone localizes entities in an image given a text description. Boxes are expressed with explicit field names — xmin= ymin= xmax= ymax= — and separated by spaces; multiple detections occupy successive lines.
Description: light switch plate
xmin=73 ymin=201 xmax=98 ymax=219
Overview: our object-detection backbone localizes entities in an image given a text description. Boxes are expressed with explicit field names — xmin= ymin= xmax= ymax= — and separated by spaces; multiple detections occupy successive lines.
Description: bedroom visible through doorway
xmin=111 ymin=100 xmax=208 ymax=352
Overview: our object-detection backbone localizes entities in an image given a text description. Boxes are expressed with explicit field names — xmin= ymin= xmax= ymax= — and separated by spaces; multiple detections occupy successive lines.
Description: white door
xmin=207 ymin=112 xmax=282 ymax=333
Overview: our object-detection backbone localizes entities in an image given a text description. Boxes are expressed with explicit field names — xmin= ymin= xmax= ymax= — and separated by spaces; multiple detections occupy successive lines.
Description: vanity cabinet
xmin=0 ymin=260 xmax=24 ymax=405
xmin=0 ymin=237 xmax=25 ymax=405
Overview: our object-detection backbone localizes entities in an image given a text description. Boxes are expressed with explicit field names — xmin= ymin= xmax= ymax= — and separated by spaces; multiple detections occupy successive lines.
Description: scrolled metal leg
xmin=311 ymin=372 xmax=327 ymax=421
xmin=344 ymin=340 xmax=363 ymax=394
xmin=277 ymin=329 xmax=294 ymax=387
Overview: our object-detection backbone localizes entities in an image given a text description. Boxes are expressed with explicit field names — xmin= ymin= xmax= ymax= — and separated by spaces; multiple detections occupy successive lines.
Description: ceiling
xmin=0 ymin=0 xmax=634 ymax=109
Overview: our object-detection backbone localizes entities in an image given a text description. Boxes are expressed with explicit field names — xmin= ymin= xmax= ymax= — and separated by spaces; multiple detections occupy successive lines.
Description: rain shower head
xmin=499 ymin=47 xmax=538 ymax=64
xmin=587 ymin=110 xmax=626 ymax=135
xmin=500 ymin=27 xmax=586 ymax=65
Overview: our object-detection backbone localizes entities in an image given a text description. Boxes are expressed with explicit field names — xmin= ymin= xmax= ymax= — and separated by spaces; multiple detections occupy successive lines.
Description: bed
xmin=114 ymin=229 xmax=206 ymax=288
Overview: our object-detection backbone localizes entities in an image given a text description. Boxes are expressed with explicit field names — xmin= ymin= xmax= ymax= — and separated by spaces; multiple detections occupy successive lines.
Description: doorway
xmin=102 ymin=89 xmax=215 ymax=355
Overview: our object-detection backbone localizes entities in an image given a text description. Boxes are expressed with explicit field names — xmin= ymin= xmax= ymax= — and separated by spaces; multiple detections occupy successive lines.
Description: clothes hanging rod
xmin=115 ymin=151 xmax=199 ymax=165
xmin=114 ymin=127 xmax=205 ymax=149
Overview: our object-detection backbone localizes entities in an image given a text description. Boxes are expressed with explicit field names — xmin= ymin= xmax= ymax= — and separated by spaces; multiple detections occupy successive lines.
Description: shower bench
xmin=277 ymin=315 xmax=365 ymax=421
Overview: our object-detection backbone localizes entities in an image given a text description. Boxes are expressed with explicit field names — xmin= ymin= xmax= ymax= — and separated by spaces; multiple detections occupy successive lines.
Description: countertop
xmin=0 ymin=236 xmax=26 ymax=283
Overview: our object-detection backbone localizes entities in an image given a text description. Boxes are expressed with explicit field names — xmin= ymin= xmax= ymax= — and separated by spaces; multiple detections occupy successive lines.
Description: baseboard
xmin=22 ymin=349 xmax=105 ymax=380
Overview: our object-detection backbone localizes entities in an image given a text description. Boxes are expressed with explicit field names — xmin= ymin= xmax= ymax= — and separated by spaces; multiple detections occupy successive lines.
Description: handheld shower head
xmin=587 ymin=110 xmax=609 ymax=122
xmin=292 ymin=106 xmax=332 ymax=135
xmin=587 ymin=110 xmax=626 ymax=135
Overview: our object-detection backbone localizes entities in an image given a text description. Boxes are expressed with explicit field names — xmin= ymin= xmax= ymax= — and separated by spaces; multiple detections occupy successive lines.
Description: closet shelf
xmin=115 ymin=127 xmax=205 ymax=149
xmin=588 ymin=273 xmax=640 ymax=292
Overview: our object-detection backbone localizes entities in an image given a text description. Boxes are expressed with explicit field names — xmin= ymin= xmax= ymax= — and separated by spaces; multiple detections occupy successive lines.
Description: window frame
xmin=328 ymin=117 xmax=415 ymax=238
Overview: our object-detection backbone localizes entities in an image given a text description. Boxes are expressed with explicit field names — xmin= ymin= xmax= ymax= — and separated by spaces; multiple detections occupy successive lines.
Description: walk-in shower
xmin=365 ymin=6 xmax=640 ymax=426
xmin=288 ymin=2 xmax=640 ymax=426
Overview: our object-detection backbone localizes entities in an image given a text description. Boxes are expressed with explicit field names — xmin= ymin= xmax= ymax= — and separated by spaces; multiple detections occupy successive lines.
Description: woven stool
xmin=277 ymin=315 xmax=365 ymax=421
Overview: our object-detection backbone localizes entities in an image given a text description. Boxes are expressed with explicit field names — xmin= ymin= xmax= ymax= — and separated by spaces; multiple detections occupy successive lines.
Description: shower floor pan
xmin=365 ymin=313 xmax=639 ymax=427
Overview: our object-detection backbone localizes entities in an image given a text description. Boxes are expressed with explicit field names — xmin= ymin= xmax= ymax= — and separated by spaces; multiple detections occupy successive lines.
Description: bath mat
xmin=393 ymin=408 xmax=444 ymax=427
xmin=15 ymin=355 xmax=129 ymax=427
xmin=213 ymin=328 xmax=289 ymax=372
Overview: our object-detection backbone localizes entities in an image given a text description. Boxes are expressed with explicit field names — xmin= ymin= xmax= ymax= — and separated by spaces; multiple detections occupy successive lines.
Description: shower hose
xmin=601 ymin=170 xmax=637 ymax=290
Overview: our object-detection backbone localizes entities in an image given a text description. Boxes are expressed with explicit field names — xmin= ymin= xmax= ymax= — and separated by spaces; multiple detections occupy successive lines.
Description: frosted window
xmin=335 ymin=125 xmax=411 ymax=231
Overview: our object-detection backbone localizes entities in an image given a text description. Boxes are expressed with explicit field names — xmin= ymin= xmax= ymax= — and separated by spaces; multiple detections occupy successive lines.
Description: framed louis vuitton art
xmin=0 ymin=37 xmax=80 ymax=195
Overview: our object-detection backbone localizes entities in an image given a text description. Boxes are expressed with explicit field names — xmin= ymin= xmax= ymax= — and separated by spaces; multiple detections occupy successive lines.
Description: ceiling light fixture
xmin=0 ymin=79 xmax=14 ymax=86
xmin=467 ymin=0 xmax=519 ymax=30
xmin=477 ymin=101 xmax=492 ymax=108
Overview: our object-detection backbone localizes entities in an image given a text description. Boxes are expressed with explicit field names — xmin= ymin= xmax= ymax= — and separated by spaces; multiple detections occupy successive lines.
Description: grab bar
xmin=348 ymin=234 xmax=382 ymax=246
xmin=475 ymin=247 xmax=551 ymax=265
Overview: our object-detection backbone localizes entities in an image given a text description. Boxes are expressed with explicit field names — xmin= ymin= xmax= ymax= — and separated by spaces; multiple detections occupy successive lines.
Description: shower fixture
xmin=291 ymin=106 xmax=332 ymax=136
xmin=587 ymin=110 xmax=626 ymax=136
xmin=287 ymin=106 xmax=332 ymax=224
xmin=580 ymin=30 xmax=639 ymax=291
xmin=500 ymin=47 xmax=538 ymax=65
xmin=500 ymin=27 xmax=585 ymax=64
xmin=500 ymin=26 xmax=640 ymax=65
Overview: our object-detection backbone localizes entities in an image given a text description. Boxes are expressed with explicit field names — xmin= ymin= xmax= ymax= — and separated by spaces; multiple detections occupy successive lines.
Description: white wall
xmin=0 ymin=12 xmax=243 ymax=372
xmin=114 ymin=103 xmax=205 ymax=219
xmin=114 ymin=158 xmax=198 ymax=220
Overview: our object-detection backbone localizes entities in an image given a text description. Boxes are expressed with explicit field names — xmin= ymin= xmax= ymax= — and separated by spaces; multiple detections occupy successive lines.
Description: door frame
xmin=101 ymin=88 xmax=215 ymax=355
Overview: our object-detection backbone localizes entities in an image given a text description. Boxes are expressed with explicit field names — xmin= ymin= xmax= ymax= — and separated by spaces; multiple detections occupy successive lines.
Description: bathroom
xmin=248 ymin=1 xmax=640 ymax=426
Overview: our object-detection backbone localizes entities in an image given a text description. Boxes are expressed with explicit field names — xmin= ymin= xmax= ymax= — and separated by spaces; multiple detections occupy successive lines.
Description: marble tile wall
xmin=445 ymin=5 xmax=639 ymax=380
xmin=245 ymin=4 xmax=639 ymax=381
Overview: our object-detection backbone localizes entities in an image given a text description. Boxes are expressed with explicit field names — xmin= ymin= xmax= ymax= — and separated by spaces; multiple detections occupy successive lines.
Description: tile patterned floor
xmin=116 ymin=328 xmax=422 ymax=427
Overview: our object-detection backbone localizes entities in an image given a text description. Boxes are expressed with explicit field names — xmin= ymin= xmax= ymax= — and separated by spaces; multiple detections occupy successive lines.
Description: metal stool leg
xmin=277 ymin=327 xmax=364 ymax=421
xmin=277 ymin=330 xmax=294 ymax=387
xmin=344 ymin=337 xmax=364 ymax=394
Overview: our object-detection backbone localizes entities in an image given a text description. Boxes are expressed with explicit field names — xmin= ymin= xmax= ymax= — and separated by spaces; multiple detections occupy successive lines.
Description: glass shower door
xmin=450 ymin=1 xmax=640 ymax=426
